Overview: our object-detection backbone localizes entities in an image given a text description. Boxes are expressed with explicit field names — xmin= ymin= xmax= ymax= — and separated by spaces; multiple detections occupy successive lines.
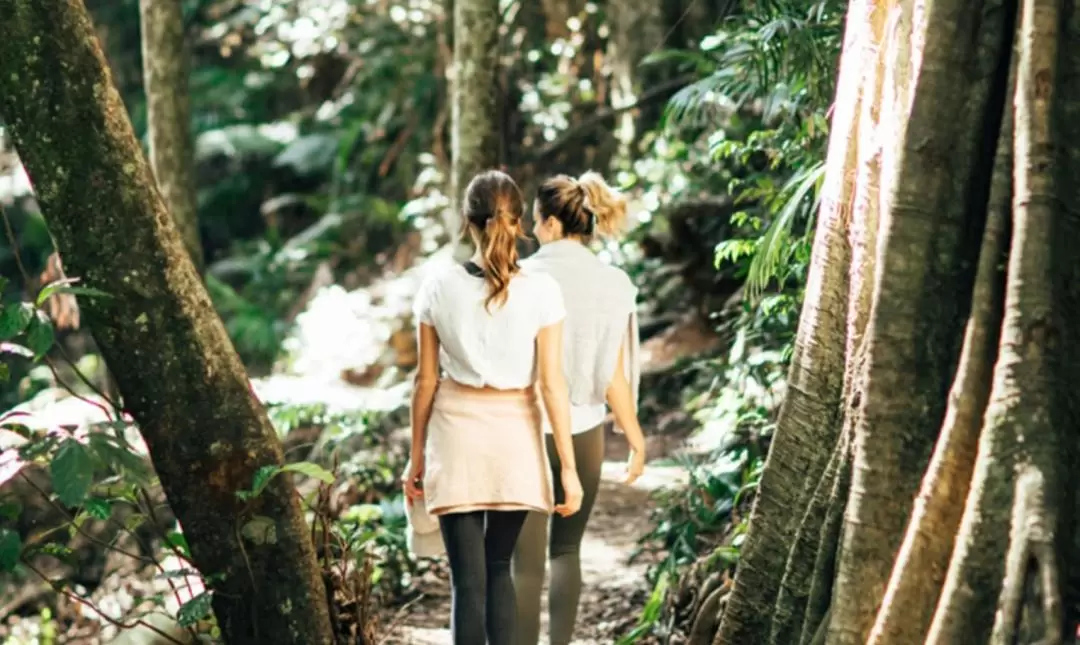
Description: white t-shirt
xmin=413 ymin=265 xmax=566 ymax=389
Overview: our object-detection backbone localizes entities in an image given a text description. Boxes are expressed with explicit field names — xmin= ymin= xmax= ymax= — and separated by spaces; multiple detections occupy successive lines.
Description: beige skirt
xmin=423 ymin=380 xmax=554 ymax=516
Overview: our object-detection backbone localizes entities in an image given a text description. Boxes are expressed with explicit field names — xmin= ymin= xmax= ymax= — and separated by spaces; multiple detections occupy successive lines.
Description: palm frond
xmin=744 ymin=160 xmax=826 ymax=297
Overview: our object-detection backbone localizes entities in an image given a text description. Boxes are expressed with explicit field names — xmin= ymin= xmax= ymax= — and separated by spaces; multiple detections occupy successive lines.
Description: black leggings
xmin=440 ymin=510 xmax=529 ymax=645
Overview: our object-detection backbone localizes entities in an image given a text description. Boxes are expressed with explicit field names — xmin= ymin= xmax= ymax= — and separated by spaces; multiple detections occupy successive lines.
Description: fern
xmin=655 ymin=0 xmax=843 ymax=296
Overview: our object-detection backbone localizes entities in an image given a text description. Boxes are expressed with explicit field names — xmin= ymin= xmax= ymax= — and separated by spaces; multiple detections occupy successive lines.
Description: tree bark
xmin=825 ymin=0 xmax=1014 ymax=638
xmin=450 ymin=0 xmax=501 ymax=236
xmin=767 ymin=1 xmax=894 ymax=639
xmin=139 ymin=0 xmax=203 ymax=272
xmin=926 ymin=0 xmax=1070 ymax=640
xmin=0 ymin=3 xmax=335 ymax=644
xmin=606 ymin=0 xmax=665 ymax=152
xmin=867 ymin=81 xmax=1011 ymax=645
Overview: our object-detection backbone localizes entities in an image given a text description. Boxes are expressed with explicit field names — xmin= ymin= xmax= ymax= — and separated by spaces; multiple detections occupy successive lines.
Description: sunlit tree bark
xmin=449 ymin=0 xmax=500 ymax=236
xmin=139 ymin=0 xmax=203 ymax=272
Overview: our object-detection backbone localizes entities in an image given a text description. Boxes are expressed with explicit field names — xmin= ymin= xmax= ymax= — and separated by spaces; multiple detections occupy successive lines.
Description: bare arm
xmin=410 ymin=323 xmax=441 ymax=465
xmin=608 ymin=342 xmax=647 ymax=483
xmin=536 ymin=321 xmax=577 ymax=474
xmin=607 ymin=343 xmax=645 ymax=450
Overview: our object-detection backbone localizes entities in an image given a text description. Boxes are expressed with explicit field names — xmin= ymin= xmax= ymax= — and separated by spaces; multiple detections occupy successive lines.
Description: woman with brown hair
xmin=402 ymin=169 xmax=584 ymax=645
xmin=513 ymin=171 xmax=648 ymax=645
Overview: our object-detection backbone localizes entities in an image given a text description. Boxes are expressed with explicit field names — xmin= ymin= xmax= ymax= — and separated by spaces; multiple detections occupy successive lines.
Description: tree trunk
xmin=0 ymin=3 xmax=335 ymax=644
xmin=449 ymin=0 xmax=501 ymax=237
xmin=139 ymin=0 xmax=202 ymax=272
xmin=698 ymin=0 xmax=1080 ymax=642
xmin=606 ymin=0 xmax=665 ymax=152
xmin=867 ymin=77 xmax=1011 ymax=645
xmin=824 ymin=0 xmax=1014 ymax=638
xmin=767 ymin=1 xmax=894 ymax=640
xmin=926 ymin=0 xmax=1071 ymax=640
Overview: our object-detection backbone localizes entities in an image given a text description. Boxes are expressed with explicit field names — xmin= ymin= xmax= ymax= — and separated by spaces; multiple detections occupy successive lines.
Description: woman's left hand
xmin=624 ymin=445 xmax=646 ymax=486
xmin=402 ymin=458 xmax=424 ymax=501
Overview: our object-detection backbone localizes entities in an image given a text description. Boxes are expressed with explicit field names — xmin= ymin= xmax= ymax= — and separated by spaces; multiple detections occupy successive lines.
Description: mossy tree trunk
xmin=139 ymin=0 xmax=203 ymax=272
xmin=693 ymin=0 xmax=1080 ymax=643
xmin=0 ymin=2 xmax=335 ymax=644
xmin=449 ymin=0 xmax=500 ymax=237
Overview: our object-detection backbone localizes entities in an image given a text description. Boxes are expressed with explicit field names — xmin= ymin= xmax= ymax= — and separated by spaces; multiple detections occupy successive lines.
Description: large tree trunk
xmin=925 ymin=0 xmax=1071 ymax=640
xmin=139 ymin=0 xmax=203 ymax=272
xmin=449 ymin=0 xmax=501 ymax=237
xmin=697 ymin=0 xmax=1080 ymax=642
xmin=0 ymin=3 xmax=335 ymax=644
xmin=824 ymin=0 xmax=1014 ymax=639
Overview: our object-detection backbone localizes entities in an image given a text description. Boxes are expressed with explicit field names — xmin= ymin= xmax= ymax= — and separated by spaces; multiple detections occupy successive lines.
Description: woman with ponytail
xmin=513 ymin=171 xmax=648 ymax=645
xmin=402 ymin=169 xmax=584 ymax=645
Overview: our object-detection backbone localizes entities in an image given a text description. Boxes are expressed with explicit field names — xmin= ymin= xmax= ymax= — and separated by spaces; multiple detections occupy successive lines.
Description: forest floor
xmin=381 ymin=454 xmax=687 ymax=645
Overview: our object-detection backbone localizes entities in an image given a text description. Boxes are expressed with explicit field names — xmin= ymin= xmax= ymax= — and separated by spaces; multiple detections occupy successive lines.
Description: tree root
xmin=770 ymin=440 xmax=842 ymax=642
xmin=688 ymin=585 xmax=729 ymax=645
xmin=990 ymin=467 xmax=1063 ymax=645
xmin=770 ymin=427 xmax=848 ymax=645
xmin=799 ymin=428 xmax=852 ymax=645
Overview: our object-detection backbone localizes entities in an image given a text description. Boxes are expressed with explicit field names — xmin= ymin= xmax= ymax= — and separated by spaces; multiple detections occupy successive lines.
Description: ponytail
xmin=479 ymin=200 xmax=522 ymax=310
xmin=461 ymin=170 xmax=526 ymax=311
xmin=535 ymin=171 xmax=629 ymax=241
xmin=576 ymin=171 xmax=628 ymax=238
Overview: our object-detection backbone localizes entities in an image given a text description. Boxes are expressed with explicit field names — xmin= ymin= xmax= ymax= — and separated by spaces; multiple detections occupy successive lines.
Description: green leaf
xmin=51 ymin=439 xmax=96 ymax=507
xmin=0 ymin=303 xmax=33 ymax=341
xmin=25 ymin=313 xmax=56 ymax=358
xmin=36 ymin=280 xmax=111 ymax=307
xmin=279 ymin=462 xmax=335 ymax=484
xmin=32 ymin=542 xmax=75 ymax=564
xmin=0 ymin=363 xmax=8 ymax=383
xmin=124 ymin=513 xmax=148 ymax=531
xmin=69 ymin=509 xmax=91 ymax=538
xmin=177 ymin=591 xmax=214 ymax=627
xmin=240 ymin=515 xmax=278 ymax=545
xmin=87 ymin=433 xmax=154 ymax=483
xmin=238 ymin=464 xmax=281 ymax=500
xmin=0 ymin=528 xmax=21 ymax=571
xmin=84 ymin=498 xmax=112 ymax=520
xmin=165 ymin=530 xmax=190 ymax=558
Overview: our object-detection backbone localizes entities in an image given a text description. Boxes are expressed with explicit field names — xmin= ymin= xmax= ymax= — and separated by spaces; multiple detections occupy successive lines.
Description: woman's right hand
xmin=554 ymin=467 xmax=584 ymax=517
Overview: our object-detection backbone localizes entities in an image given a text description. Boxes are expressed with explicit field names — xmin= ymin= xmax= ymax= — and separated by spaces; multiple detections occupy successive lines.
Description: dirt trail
xmin=383 ymin=459 xmax=686 ymax=645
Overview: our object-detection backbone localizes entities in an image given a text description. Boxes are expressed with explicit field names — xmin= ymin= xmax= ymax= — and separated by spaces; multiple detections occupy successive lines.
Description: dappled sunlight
xmin=253 ymin=245 xmax=453 ymax=411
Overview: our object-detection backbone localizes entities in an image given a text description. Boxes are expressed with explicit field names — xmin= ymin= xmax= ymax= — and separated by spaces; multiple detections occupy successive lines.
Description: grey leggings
xmin=511 ymin=426 xmax=605 ymax=645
